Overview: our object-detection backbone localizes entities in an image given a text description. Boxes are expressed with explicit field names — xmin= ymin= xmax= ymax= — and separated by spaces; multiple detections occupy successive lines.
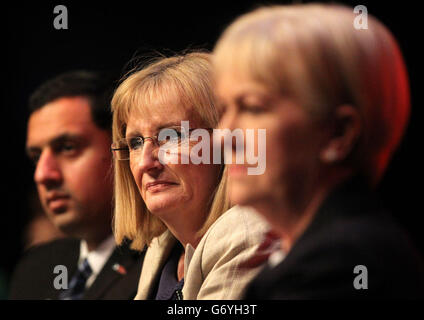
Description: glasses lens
xmin=158 ymin=128 xmax=193 ymax=148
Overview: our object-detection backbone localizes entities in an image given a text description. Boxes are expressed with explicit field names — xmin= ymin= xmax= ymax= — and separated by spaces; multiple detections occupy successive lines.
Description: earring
xmin=324 ymin=149 xmax=338 ymax=163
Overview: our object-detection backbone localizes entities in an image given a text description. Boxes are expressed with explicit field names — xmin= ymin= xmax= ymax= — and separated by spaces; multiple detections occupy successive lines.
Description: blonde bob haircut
xmin=214 ymin=4 xmax=410 ymax=186
xmin=111 ymin=52 xmax=230 ymax=250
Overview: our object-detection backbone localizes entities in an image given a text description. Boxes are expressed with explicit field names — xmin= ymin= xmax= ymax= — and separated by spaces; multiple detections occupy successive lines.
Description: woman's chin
xmin=145 ymin=195 xmax=183 ymax=217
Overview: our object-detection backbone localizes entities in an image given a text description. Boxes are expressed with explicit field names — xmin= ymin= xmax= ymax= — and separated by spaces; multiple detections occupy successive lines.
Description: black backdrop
xmin=2 ymin=0 xmax=423 ymax=287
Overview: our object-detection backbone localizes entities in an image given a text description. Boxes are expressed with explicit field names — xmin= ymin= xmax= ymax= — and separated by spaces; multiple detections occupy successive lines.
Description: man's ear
xmin=319 ymin=105 xmax=362 ymax=164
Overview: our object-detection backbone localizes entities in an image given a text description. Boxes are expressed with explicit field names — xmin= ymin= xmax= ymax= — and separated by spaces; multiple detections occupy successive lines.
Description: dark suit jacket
xmin=9 ymin=237 xmax=145 ymax=300
xmin=245 ymin=177 xmax=424 ymax=299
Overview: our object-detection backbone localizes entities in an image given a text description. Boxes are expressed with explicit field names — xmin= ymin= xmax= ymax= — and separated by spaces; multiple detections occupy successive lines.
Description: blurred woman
xmin=111 ymin=52 xmax=270 ymax=299
xmin=214 ymin=4 xmax=424 ymax=298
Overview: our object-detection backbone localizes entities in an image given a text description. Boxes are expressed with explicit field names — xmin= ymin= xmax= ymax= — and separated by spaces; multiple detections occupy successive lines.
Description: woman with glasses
xmin=110 ymin=52 xmax=271 ymax=299
xmin=213 ymin=4 xmax=424 ymax=298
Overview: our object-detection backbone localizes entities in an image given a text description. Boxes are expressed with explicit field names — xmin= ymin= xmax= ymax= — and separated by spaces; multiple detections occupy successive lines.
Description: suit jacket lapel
xmin=49 ymin=239 xmax=80 ymax=299
xmin=83 ymin=243 xmax=140 ymax=299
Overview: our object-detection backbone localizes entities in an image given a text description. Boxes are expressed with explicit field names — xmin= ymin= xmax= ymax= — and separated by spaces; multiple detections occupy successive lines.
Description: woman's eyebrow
xmin=125 ymin=121 xmax=186 ymax=138
xmin=157 ymin=121 xmax=185 ymax=130
xmin=125 ymin=130 xmax=142 ymax=138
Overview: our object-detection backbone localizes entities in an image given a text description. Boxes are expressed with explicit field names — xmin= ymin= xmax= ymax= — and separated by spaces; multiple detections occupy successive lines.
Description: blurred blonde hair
xmin=214 ymin=4 xmax=410 ymax=185
xmin=112 ymin=52 xmax=230 ymax=250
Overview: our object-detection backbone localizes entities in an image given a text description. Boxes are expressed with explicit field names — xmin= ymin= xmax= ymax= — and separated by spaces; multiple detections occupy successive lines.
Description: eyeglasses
xmin=111 ymin=127 xmax=213 ymax=161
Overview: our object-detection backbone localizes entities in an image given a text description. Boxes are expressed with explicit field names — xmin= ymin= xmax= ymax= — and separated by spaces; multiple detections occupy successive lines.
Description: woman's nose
xmin=134 ymin=139 xmax=163 ymax=174
xmin=219 ymin=104 xmax=238 ymax=131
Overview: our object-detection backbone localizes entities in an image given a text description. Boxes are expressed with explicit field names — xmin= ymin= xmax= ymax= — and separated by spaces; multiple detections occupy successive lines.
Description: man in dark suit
xmin=9 ymin=71 xmax=144 ymax=299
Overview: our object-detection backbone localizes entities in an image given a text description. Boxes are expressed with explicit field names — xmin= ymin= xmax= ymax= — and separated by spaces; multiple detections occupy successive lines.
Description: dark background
xmin=1 ymin=0 xmax=423 ymax=293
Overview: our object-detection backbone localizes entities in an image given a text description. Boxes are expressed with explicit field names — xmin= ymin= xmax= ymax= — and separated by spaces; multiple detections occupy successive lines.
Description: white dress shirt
xmin=78 ymin=235 xmax=116 ymax=288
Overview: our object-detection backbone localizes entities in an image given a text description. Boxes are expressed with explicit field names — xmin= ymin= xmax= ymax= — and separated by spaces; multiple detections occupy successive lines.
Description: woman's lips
xmin=145 ymin=181 xmax=178 ymax=193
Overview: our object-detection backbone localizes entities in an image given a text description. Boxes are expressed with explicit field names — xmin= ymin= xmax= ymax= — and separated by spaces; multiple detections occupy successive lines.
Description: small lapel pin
xmin=112 ymin=263 xmax=127 ymax=275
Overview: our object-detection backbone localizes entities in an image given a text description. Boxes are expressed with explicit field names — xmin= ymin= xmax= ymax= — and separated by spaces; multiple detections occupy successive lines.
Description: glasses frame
xmin=111 ymin=127 xmax=213 ymax=161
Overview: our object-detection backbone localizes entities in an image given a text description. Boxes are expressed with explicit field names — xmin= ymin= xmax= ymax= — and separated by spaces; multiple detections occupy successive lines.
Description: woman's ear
xmin=319 ymin=105 xmax=362 ymax=164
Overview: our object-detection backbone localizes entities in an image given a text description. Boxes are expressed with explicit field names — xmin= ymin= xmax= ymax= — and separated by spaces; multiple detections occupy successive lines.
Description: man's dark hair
xmin=29 ymin=70 xmax=115 ymax=131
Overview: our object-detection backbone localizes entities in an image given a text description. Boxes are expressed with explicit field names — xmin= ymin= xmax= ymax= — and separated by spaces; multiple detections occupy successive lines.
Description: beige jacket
xmin=134 ymin=205 xmax=272 ymax=300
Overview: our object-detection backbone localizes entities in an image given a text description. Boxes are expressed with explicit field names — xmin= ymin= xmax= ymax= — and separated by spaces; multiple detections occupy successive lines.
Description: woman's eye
xmin=129 ymin=137 xmax=143 ymax=150
xmin=174 ymin=130 xmax=184 ymax=139
xmin=159 ymin=128 xmax=186 ymax=144
xmin=175 ymin=130 xmax=190 ymax=142
xmin=165 ymin=131 xmax=184 ymax=144
xmin=241 ymin=104 xmax=265 ymax=114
